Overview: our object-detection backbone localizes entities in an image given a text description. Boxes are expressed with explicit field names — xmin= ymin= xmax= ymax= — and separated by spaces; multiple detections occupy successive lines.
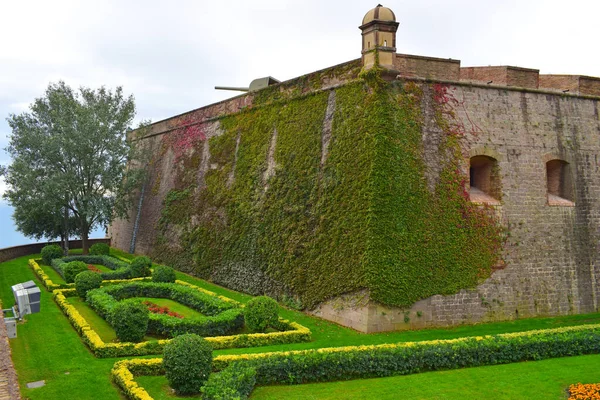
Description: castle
xmin=111 ymin=5 xmax=600 ymax=332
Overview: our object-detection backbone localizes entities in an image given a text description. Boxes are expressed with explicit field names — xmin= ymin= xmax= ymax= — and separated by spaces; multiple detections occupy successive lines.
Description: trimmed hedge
xmin=164 ymin=334 xmax=212 ymax=395
xmin=112 ymin=324 xmax=600 ymax=400
xmin=152 ymin=265 xmax=176 ymax=283
xmin=75 ymin=271 xmax=102 ymax=298
xmin=244 ymin=296 xmax=278 ymax=333
xmin=41 ymin=244 xmax=63 ymax=265
xmin=86 ymin=281 xmax=244 ymax=338
xmin=130 ymin=256 xmax=152 ymax=278
xmin=30 ymin=258 xmax=150 ymax=292
xmin=201 ymin=363 xmax=256 ymax=400
xmin=90 ymin=243 xmax=110 ymax=256
xmin=110 ymin=299 xmax=150 ymax=343
xmin=214 ymin=325 xmax=600 ymax=386
xmin=53 ymin=287 xmax=310 ymax=358
xmin=64 ymin=261 xmax=88 ymax=283
xmin=52 ymin=255 xmax=132 ymax=281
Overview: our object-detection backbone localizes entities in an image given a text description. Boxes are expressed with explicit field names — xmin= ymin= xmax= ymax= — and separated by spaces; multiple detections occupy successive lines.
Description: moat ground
xmin=1 ymin=251 xmax=599 ymax=399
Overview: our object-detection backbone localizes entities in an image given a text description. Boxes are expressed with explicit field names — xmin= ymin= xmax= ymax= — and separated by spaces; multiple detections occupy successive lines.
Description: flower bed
xmin=53 ymin=284 xmax=311 ymax=358
xmin=142 ymin=300 xmax=184 ymax=319
xmin=87 ymin=265 xmax=103 ymax=273
xmin=112 ymin=324 xmax=600 ymax=399
xmin=569 ymin=383 xmax=600 ymax=399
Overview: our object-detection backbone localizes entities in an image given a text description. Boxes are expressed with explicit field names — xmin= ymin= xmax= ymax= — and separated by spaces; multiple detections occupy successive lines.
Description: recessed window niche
xmin=546 ymin=159 xmax=574 ymax=206
xmin=469 ymin=155 xmax=501 ymax=205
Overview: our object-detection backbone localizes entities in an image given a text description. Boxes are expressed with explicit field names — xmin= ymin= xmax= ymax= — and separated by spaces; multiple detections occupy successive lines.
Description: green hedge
xmin=54 ymin=287 xmax=310 ymax=358
xmin=244 ymin=296 xmax=278 ymax=333
xmin=86 ymin=282 xmax=243 ymax=338
xmin=90 ymin=243 xmax=110 ymax=256
xmin=52 ymin=255 xmax=132 ymax=281
xmin=201 ymin=363 xmax=256 ymax=400
xmin=164 ymin=334 xmax=213 ymax=395
xmin=41 ymin=244 xmax=63 ymax=265
xmin=113 ymin=324 xmax=600 ymax=400
xmin=215 ymin=325 xmax=600 ymax=386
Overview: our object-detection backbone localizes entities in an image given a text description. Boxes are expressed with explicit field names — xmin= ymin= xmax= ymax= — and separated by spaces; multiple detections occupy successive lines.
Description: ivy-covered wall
xmin=123 ymin=72 xmax=504 ymax=311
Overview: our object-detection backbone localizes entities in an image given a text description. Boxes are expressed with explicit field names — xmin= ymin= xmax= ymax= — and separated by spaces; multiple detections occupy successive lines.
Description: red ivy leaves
xmin=163 ymin=115 xmax=207 ymax=162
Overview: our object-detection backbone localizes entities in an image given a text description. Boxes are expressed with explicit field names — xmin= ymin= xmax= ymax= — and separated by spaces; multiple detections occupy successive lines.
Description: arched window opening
xmin=546 ymin=159 xmax=574 ymax=206
xmin=469 ymin=155 xmax=501 ymax=204
xmin=384 ymin=40 xmax=388 ymax=47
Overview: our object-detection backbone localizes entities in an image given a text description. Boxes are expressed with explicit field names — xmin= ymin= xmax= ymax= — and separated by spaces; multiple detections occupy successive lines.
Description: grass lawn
xmin=2 ymin=249 xmax=600 ymax=399
xmin=38 ymin=262 xmax=66 ymax=284
xmin=0 ymin=255 xmax=122 ymax=400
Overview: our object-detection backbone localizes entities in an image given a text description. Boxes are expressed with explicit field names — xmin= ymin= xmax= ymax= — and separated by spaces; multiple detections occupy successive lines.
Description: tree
xmin=4 ymin=156 xmax=76 ymax=253
xmin=2 ymin=81 xmax=145 ymax=253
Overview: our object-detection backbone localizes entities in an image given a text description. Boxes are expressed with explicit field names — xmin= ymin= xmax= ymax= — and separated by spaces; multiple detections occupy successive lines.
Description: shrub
xmin=89 ymin=243 xmax=110 ymax=256
xmin=152 ymin=265 xmax=176 ymax=283
xmin=163 ymin=334 xmax=213 ymax=395
xmin=245 ymin=296 xmax=278 ymax=333
xmin=64 ymin=261 xmax=89 ymax=283
xmin=201 ymin=363 xmax=256 ymax=400
xmin=41 ymin=244 xmax=63 ymax=265
xmin=109 ymin=299 xmax=149 ymax=343
xmin=75 ymin=271 xmax=102 ymax=298
xmin=86 ymin=282 xmax=244 ymax=338
xmin=130 ymin=256 xmax=152 ymax=278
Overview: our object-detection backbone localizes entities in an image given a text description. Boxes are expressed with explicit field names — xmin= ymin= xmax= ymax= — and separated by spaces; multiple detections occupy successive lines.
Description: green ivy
xmin=153 ymin=70 xmax=505 ymax=309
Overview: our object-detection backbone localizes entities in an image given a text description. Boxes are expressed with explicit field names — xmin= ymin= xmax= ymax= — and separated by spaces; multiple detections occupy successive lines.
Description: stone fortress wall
xmin=111 ymin=6 xmax=600 ymax=332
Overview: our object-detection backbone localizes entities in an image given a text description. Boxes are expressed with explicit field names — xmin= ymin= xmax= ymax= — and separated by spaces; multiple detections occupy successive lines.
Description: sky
xmin=1 ymin=0 xmax=599 ymax=247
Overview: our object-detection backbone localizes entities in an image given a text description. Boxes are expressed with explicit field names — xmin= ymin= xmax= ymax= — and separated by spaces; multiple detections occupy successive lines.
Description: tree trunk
xmin=63 ymin=206 xmax=69 ymax=255
xmin=81 ymin=223 xmax=90 ymax=255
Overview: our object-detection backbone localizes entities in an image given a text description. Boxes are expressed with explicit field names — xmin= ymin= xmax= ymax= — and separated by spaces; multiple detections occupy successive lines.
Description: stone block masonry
xmin=313 ymin=82 xmax=600 ymax=332
xmin=110 ymin=6 xmax=600 ymax=332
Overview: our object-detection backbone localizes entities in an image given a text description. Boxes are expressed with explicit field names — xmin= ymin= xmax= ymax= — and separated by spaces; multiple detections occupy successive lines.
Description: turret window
xmin=469 ymin=155 xmax=501 ymax=204
xmin=546 ymin=159 xmax=574 ymax=206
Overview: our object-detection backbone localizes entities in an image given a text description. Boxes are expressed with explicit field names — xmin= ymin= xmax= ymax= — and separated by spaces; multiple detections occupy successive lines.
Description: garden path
xmin=0 ymin=312 xmax=20 ymax=399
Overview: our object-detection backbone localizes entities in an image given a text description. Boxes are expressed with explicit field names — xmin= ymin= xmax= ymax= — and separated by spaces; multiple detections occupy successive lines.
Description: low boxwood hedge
xmin=112 ymin=324 xmax=600 ymax=400
xmin=52 ymin=255 xmax=132 ymax=281
xmin=201 ymin=363 xmax=256 ymax=400
xmin=53 ymin=287 xmax=310 ymax=358
xmin=86 ymin=281 xmax=244 ymax=338
xmin=214 ymin=324 xmax=600 ymax=386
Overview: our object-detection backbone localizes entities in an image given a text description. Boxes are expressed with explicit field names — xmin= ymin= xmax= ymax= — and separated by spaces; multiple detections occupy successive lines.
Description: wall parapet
xmin=0 ymin=238 xmax=110 ymax=264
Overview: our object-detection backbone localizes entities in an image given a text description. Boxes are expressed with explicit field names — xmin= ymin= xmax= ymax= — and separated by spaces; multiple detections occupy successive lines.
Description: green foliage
xmin=89 ymin=243 xmax=110 ymax=256
xmin=130 ymin=256 xmax=152 ymax=278
xmin=201 ymin=363 xmax=257 ymax=400
xmin=86 ymin=282 xmax=244 ymax=338
xmin=41 ymin=244 xmax=63 ymax=265
xmin=109 ymin=299 xmax=149 ymax=343
xmin=75 ymin=271 xmax=102 ymax=298
xmin=163 ymin=334 xmax=213 ymax=395
xmin=153 ymin=74 xmax=505 ymax=309
xmin=3 ymin=81 xmax=146 ymax=253
xmin=152 ymin=265 xmax=176 ymax=283
xmin=215 ymin=325 xmax=600 ymax=386
xmin=64 ymin=261 xmax=88 ymax=284
xmin=245 ymin=296 xmax=279 ymax=333
xmin=62 ymin=254 xmax=131 ymax=280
